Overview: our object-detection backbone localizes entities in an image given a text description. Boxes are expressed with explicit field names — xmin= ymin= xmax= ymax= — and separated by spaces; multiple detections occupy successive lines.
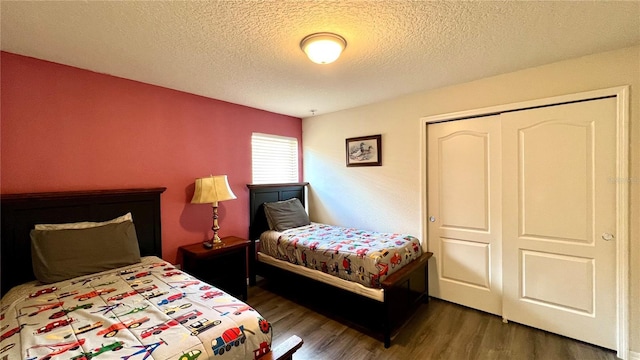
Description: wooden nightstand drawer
xmin=179 ymin=236 xmax=250 ymax=300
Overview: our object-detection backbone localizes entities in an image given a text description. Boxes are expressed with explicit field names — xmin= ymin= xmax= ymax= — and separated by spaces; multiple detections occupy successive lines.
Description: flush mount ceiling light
xmin=300 ymin=32 xmax=347 ymax=64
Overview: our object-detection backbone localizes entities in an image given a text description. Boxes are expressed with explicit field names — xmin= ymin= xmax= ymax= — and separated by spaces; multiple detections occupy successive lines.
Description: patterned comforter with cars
xmin=260 ymin=223 xmax=423 ymax=288
xmin=0 ymin=257 xmax=272 ymax=360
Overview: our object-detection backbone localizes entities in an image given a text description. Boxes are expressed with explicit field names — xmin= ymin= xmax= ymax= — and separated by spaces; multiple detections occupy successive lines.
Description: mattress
xmin=257 ymin=252 xmax=384 ymax=302
xmin=0 ymin=256 xmax=272 ymax=360
xmin=259 ymin=223 xmax=423 ymax=288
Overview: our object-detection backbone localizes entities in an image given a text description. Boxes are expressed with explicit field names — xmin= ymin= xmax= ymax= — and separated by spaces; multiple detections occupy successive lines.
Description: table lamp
xmin=191 ymin=175 xmax=237 ymax=248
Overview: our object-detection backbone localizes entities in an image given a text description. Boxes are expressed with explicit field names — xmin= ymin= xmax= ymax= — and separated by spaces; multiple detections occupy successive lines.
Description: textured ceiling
xmin=2 ymin=1 xmax=639 ymax=118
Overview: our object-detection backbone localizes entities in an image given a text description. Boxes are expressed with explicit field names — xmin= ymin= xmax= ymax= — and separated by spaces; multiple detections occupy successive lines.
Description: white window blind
xmin=251 ymin=133 xmax=299 ymax=184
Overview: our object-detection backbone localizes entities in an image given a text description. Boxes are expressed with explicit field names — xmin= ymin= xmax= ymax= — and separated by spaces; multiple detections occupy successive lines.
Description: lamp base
xmin=202 ymin=238 xmax=225 ymax=250
xmin=202 ymin=241 xmax=214 ymax=249
xmin=203 ymin=203 xmax=225 ymax=250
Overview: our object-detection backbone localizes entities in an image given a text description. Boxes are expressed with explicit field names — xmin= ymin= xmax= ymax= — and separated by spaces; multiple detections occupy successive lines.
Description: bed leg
xmin=383 ymin=292 xmax=391 ymax=348
xmin=249 ymin=241 xmax=257 ymax=286
xmin=423 ymin=263 xmax=430 ymax=304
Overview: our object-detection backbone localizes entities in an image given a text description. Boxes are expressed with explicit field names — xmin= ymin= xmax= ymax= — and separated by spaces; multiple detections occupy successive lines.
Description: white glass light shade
xmin=300 ymin=32 xmax=346 ymax=64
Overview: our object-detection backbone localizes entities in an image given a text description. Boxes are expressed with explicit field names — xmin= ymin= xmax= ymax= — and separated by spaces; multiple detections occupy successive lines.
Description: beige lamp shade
xmin=191 ymin=175 xmax=237 ymax=205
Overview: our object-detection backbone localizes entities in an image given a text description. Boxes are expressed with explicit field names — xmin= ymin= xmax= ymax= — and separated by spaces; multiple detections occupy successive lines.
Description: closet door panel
xmin=427 ymin=116 xmax=502 ymax=315
xmin=501 ymin=97 xmax=617 ymax=350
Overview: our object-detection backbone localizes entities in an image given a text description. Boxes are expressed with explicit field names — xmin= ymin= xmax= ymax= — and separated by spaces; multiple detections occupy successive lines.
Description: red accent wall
xmin=0 ymin=52 xmax=302 ymax=263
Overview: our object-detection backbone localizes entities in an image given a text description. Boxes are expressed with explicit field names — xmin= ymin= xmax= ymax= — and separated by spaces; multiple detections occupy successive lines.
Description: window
xmin=251 ymin=133 xmax=299 ymax=184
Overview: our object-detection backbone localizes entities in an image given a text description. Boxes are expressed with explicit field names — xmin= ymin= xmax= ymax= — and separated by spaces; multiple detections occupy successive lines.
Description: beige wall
xmin=302 ymin=45 xmax=640 ymax=352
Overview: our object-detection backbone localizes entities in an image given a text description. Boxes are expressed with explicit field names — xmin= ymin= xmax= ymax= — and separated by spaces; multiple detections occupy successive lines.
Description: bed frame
xmin=1 ymin=188 xmax=166 ymax=297
xmin=1 ymin=187 xmax=303 ymax=360
xmin=248 ymin=183 xmax=433 ymax=348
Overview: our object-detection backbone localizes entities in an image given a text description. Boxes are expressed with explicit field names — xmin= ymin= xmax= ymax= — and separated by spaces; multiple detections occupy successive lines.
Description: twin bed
xmin=248 ymin=183 xmax=433 ymax=348
xmin=0 ymin=188 xmax=301 ymax=360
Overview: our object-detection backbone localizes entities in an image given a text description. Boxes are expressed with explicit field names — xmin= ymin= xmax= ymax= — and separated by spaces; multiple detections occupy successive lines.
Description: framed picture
xmin=345 ymin=134 xmax=382 ymax=167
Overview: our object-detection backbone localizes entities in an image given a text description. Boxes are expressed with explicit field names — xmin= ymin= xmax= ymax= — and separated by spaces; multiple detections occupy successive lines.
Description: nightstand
xmin=179 ymin=236 xmax=250 ymax=300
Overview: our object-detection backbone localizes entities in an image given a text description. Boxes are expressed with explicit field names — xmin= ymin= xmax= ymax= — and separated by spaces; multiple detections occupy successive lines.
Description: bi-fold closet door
xmin=427 ymin=97 xmax=618 ymax=350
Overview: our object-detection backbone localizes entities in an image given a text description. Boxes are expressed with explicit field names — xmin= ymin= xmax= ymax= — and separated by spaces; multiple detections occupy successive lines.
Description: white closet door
xmin=427 ymin=116 xmax=503 ymax=315
xmin=501 ymin=97 xmax=617 ymax=349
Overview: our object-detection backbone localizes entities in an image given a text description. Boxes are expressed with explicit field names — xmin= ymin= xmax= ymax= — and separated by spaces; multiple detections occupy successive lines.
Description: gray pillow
xmin=31 ymin=221 xmax=141 ymax=284
xmin=263 ymin=198 xmax=310 ymax=231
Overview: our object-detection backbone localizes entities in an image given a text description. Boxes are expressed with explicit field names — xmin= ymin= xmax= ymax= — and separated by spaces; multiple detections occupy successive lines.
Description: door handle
xmin=602 ymin=233 xmax=614 ymax=241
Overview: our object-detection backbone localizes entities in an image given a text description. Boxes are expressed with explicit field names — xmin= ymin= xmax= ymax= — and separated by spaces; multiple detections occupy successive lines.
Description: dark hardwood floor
xmin=247 ymin=279 xmax=619 ymax=360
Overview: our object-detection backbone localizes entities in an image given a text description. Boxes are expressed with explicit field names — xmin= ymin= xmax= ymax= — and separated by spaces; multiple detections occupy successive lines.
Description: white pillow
xmin=34 ymin=212 xmax=133 ymax=230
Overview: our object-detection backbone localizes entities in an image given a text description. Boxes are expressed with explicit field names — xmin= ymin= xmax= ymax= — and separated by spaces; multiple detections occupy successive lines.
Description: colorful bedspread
xmin=0 ymin=257 xmax=272 ymax=360
xmin=260 ymin=223 xmax=423 ymax=288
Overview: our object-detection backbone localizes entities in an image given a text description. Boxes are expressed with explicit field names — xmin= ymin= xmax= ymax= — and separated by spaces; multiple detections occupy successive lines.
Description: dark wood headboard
xmin=247 ymin=183 xmax=308 ymax=285
xmin=0 ymin=187 xmax=166 ymax=296
xmin=247 ymin=182 xmax=309 ymax=241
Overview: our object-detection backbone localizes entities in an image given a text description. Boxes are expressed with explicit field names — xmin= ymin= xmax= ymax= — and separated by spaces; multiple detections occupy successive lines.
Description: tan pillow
xmin=263 ymin=198 xmax=310 ymax=231
xmin=31 ymin=221 xmax=141 ymax=284
xmin=34 ymin=213 xmax=133 ymax=230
